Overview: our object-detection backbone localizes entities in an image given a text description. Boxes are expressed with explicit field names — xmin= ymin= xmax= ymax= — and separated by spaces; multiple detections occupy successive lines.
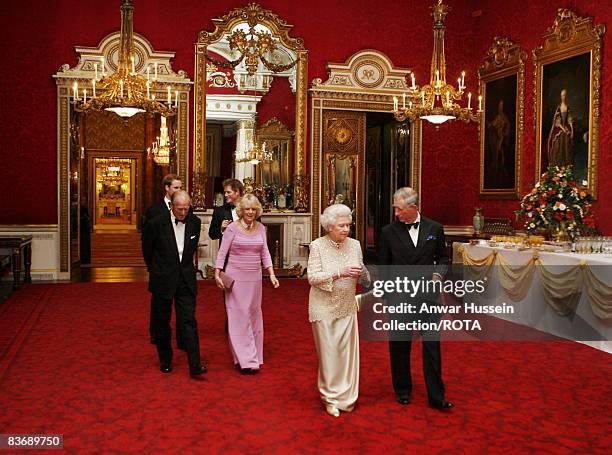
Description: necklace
xmin=327 ymin=237 xmax=343 ymax=249
xmin=240 ymin=219 xmax=254 ymax=231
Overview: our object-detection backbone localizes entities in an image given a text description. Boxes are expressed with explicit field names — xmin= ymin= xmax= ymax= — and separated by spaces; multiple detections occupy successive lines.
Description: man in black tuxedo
xmin=143 ymin=174 xmax=192 ymax=346
xmin=208 ymin=178 xmax=244 ymax=241
xmin=144 ymin=173 xmax=183 ymax=227
xmin=209 ymin=178 xmax=243 ymax=334
xmin=378 ymin=187 xmax=452 ymax=410
xmin=142 ymin=190 xmax=206 ymax=377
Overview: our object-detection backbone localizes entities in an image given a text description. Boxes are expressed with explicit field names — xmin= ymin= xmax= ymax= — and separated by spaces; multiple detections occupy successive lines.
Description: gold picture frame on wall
xmin=478 ymin=37 xmax=526 ymax=199
xmin=256 ymin=118 xmax=293 ymax=189
xmin=533 ymin=9 xmax=605 ymax=198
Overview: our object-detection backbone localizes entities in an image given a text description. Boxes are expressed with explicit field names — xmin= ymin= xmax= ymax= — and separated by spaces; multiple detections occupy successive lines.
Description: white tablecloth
xmin=456 ymin=243 xmax=612 ymax=353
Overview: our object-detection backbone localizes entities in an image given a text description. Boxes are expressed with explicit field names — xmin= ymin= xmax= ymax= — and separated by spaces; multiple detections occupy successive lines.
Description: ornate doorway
xmin=92 ymin=157 xmax=138 ymax=230
xmin=54 ymin=31 xmax=192 ymax=279
xmin=310 ymin=50 xmax=422 ymax=253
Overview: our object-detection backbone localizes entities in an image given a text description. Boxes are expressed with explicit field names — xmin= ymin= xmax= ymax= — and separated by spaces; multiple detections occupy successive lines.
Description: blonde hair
xmin=236 ymin=193 xmax=263 ymax=219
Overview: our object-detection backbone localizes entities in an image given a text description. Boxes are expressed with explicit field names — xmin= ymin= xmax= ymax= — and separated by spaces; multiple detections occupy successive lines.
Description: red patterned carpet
xmin=0 ymin=280 xmax=610 ymax=453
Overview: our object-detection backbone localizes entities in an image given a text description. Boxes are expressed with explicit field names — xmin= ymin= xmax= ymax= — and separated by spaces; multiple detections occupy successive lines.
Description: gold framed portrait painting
xmin=479 ymin=37 xmax=526 ymax=199
xmin=534 ymin=9 xmax=605 ymax=198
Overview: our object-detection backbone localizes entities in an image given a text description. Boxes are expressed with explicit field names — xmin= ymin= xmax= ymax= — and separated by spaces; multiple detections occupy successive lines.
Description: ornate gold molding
xmin=311 ymin=49 xmax=410 ymax=94
xmin=478 ymin=37 xmax=526 ymax=199
xmin=59 ymin=91 xmax=70 ymax=273
xmin=54 ymin=31 xmax=191 ymax=276
xmin=533 ymin=9 xmax=605 ymax=198
xmin=194 ymin=3 xmax=308 ymax=210
xmin=310 ymin=50 xmax=423 ymax=240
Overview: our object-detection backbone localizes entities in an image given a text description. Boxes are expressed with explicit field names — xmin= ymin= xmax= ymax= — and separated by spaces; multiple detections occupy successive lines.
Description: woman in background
xmin=547 ymin=88 xmax=574 ymax=167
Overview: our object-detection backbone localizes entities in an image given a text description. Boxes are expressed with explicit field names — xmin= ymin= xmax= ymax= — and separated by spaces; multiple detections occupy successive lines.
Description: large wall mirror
xmin=194 ymin=3 xmax=308 ymax=212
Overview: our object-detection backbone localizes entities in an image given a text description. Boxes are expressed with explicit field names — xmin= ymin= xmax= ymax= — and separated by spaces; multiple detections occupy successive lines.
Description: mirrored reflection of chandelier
xmin=71 ymin=0 xmax=176 ymax=118
xmin=393 ymin=0 xmax=481 ymax=125
xmin=151 ymin=116 xmax=172 ymax=165
xmin=235 ymin=141 xmax=273 ymax=165
xmin=100 ymin=159 xmax=129 ymax=185
xmin=206 ymin=4 xmax=297 ymax=76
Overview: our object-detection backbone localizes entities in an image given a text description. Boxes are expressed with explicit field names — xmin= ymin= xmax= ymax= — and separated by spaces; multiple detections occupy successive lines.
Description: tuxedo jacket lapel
xmin=181 ymin=215 xmax=200 ymax=265
xmin=164 ymin=214 xmax=180 ymax=261
xmin=414 ymin=220 xmax=432 ymax=259
xmin=391 ymin=222 xmax=416 ymax=256
xmin=182 ymin=218 xmax=197 ymax=264
xmin=224 ymin=205 xmax=233 ymax=220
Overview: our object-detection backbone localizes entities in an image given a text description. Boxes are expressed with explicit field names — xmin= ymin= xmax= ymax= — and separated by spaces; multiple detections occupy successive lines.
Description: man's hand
xmin=221 ymin=219 xmax=232 ymax=232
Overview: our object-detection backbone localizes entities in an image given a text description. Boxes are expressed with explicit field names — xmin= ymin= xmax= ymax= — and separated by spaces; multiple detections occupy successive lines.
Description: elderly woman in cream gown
xmin=307 ymin=203 xmax=369 ymax=417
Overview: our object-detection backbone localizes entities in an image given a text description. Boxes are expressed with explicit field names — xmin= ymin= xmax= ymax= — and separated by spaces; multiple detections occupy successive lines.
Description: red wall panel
xmin=0 ymin=0 xmax=610 ymax=233
xmin=468 ymin=0 xmax=612 ymax=233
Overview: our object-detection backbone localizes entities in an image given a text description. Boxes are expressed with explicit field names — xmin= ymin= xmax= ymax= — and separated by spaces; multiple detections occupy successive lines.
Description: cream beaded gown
xmin=307 ymin=236 xmax=366 ymax=413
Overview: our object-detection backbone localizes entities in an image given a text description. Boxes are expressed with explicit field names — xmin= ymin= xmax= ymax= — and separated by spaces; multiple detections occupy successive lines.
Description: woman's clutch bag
xmin=219 ymin=271 xmax=235 ymax=290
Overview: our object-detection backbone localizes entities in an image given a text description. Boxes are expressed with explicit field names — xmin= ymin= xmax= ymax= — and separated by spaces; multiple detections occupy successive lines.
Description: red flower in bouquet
xmin=518 ymin=166 xmax=596 ymax=234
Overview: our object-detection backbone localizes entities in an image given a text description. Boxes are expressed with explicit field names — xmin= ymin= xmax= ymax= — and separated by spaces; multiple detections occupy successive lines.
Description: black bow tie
xmin=227 ymin=203 xmax=235 ymax=209
xmin=405 ymin=221 xmax=420 ymax=230
xmin=174 ymin=218 xmax=186 ymax=225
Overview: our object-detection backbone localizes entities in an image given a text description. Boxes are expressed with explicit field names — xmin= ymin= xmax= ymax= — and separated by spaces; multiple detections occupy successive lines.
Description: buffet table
xmin=455 ymin=243 xmax=612 ymax=353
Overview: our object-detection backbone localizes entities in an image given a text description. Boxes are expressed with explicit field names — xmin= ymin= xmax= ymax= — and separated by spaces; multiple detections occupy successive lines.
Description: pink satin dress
xmin=215 ymin=222 xmax=273 ymax=369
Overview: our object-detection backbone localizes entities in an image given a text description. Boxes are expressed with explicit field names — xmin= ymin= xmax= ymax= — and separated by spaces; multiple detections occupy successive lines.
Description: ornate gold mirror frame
xmin=194 ymin=3 xmax=308 ymax=210
xmin=533 ymin=9 xmax=605 ymax=198
xmin=256 ymin=118 xmax=293 ymax=189
xmin=478 ymin=37 xmax=526 ymax=199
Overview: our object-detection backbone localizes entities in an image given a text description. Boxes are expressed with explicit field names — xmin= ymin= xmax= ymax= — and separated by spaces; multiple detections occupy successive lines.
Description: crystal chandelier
xmin=71 ymin=0 xmax=176 ymax=118
xmin=150 ymin=116 xmax=172 ymax=165
xmin=206 ymin=4 xmax=297 ymax=77
xmin=393 ymin=0 xmax=481 ymax=125
xmin=235 ymin=141 xmax=273 ymax=165
xmin=100 ymin=159 xmax=129 ymax=185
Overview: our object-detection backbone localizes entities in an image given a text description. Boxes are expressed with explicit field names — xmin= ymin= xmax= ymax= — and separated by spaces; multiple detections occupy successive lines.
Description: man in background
xmin=209 ymin=178 xmax=244 ymax=334
xmin=208 ymin=178 xmax=244 ymax=241
xmin=144 ymin=174 xmax=183 ymax=227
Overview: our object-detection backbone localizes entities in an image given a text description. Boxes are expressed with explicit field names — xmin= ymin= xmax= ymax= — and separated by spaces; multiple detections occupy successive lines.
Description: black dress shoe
xmin=239 ymin=367 xmax=260 ymax=375
xmin=160 ymin=364 xmax=172 ymax=373
xmin=396 ymin=395 xmax=411 ymax=405
xmin=429 ymin=400 xmax=454 ymax=410
xmin=189 ymin=365 xmax=207 ymax=376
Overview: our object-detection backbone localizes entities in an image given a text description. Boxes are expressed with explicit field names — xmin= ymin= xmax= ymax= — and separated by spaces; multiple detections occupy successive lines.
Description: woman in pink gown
xmin=214 ymin=194 xmax=280 ymax=373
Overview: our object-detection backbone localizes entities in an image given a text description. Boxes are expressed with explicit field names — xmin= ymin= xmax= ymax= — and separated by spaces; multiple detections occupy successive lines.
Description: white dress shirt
xmin=164 ymin=196 xmax=172 ymax=210
xmin=407 ymin=213 xmax=421 ymax=247
xmin=170 ymin=212 xmax=185 ymax=262
xmin=231 ymin=207 xmax=238 ymax=221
